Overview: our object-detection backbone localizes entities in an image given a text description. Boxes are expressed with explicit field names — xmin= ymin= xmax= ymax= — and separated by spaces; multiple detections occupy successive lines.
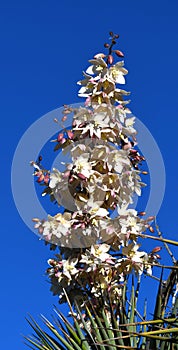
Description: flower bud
xmin=147 ymin=216 xmax=155 ymax=221
xmin=61 ymin=137 xmax=66 ymax=144
xmin=109 ymin=31 xmax=114 ymax=36
xmin=62 ymin=115 xmax=67 ymax=122
xmin=155 ymin=254 xmax=161 ymax=259
xmin=152 ymin=246 xmax=162 ymax=253
xmin=78 ymin=173 xmax=86 ymax=180
xmin=149 ymin=226 xmax=154 ymax=233
xmin=115 ymin=49 xmax=124 ymax=57
xmin=48 ymin=259 xmax=56 ymax=267
xmin=122 ymin=142 xmax=132 ymax=150
xmin=94 ymin=53 xmax=106 ymax=59
xmin=64 ymin=109 xmax=72 ymax=114
xmin=63 ymin=170 xmax=71 ymax=178
xmin=104 ymin=43 xmax=109 ymax=48
xmin=67 ymin=131 xmax=74 ymax=139
xmin=69 ymin=176 xmax=74 ymax=183
xmin=130 ymin=149 xmax=137 ymax=154
xmin=38 ymin=226 xmax=44 ymax=234
xmin=37 ymin=174 xmax=44 ymax=183
xmin=44 ymin=174 xmax=49 ymax=184
xmin=57 ymin=133 xmax=64 ymax=142
xmin=138 ymin=211 xmax=146 ymax=216
xmin=142 ymin=171 xmax=148 ymax=175
xmin=107 ymin=55 xmax=114 ymax=64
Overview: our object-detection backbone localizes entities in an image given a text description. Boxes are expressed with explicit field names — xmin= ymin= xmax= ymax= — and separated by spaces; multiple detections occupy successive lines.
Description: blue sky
xmin=2 ymin=1 xmax=178 ymax=348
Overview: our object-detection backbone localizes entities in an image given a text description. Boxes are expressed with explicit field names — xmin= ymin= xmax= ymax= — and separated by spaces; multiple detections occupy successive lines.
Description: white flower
xmin=49 ymin=168 xmax=62 ymax=189
xmin=90 ymin=244 xmax=111 ymax=262
xmin=109 ymin=61 xmax=128 ymax=84
xmin=90 ymin=206 xmax=109 ymax=218
xmin=62 ymin=258 xmax=78 ymax=281
xmin=49 ymin=168 xmax=77 ymax=211
xmin=125 ymin=116 xmax=135 ymax=127
xmin=107 ymin=149 xmax=131 ymax=173
xmin=122 ymin=243 xmax=145 ymax=261
xmin=72 ymin=154 xmax=92 ymax=178
xmin=121 ymin=243 xmax=147 ymax=274
xmin=86 ymin=57 xmax=107 ymax=75
xmin=77 ymin=71 xmax=95 ymax=86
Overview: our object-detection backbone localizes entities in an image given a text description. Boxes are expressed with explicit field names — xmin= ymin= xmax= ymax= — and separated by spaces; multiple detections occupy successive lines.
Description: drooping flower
xmin=108 ymin=61 xmax=128 ymax=84
xmin=120 ymin=242 xmax=147 ymax=274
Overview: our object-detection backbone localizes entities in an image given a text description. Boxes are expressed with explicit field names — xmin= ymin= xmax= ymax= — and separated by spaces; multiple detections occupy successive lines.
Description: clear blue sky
xmin=2 ymin=1 xmax=178 ymax=348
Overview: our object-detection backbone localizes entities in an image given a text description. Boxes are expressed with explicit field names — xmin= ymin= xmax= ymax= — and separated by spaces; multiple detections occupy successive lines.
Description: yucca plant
xmin=25 ymin=277 xmax=178 ymax=350
xmin=26 ymin=32 xmax=178 ymax=350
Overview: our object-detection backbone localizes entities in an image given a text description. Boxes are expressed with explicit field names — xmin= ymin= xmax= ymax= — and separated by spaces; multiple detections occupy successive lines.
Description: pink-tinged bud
xmin=57 ymin=133 xmax=64 ymax=142
xmin=61 ymin=137 xmax=66 ymax=144
xmin=106 ymin=258 xmax=115 ymax=265
xmin=38 ymin=227 xmax=44 ymax=234
xmin=147 ymin=216 xmax=155 ymax=221
xmin=155 ymin=254 xmax=161 ymax=259
xmin=67 ymin=130 xmax=74 ymax=139
xmin=72 ymin=224 xmax=78 ymax=230
xmin=85 ymin=96 xmax=91 ymax=106
xmin=81 ymin=223 xmax=86 ymax=229
xmin=135 ymin=155 xmax=141 ymax=161
xmin=122 ymin=142 xmax=132 ymax=150
xmin=62 ymin=115 xmax=67 ymax=122
xmin=107 ymin=55 xmax=114 ymax=64
xmin=37 ymin=174 xmax=44 ymax=183
xmin=63 ymin=170 xmax=71 ymax=178
xmin=130 ymin=149 xmax=137 ymax=154
xmin=72 ymin=120 xmax=77 ymax=127
xmin=152 ymin=246 xmax=162 ymax=253
xmin=77 ymin=173 xmax=86 ymax=180
xmin=138 ymin=211 xmax=146 ymax=216
xmin=94 ymin=53 xmax=106 ymax=59
xmin=44 ymin=174 xmax=49 ymax=184
xmin=115 ymin=49 xmax=124 ymax=57
xmin=142 ymin=171 xmax=148 ymax=175
xmin=32 ymin=218 xmax=40 ymax=222
xmin=48 ymin=259 xmax=56 ymax=267
xmin=63 ymin=109 xmax=71 ymax=114
xmin=149 ymin=226 xmax=154 ymax=233
xmin=69 ymin=176 xmax=74 ymax=183
xmin=35 ymin=171 xmax=42 ymax=177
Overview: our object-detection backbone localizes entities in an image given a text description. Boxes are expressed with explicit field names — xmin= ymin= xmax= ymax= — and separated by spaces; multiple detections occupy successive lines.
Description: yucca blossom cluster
xmin=31 ymin=32 xmax=160 ymax=307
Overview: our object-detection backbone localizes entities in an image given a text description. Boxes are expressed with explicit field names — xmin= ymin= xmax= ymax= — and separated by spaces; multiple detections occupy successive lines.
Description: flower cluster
xmin=46 ymin=241 xmax=160 ymax=307
xmin=31 ymin=33 xmax=159 ymax=308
